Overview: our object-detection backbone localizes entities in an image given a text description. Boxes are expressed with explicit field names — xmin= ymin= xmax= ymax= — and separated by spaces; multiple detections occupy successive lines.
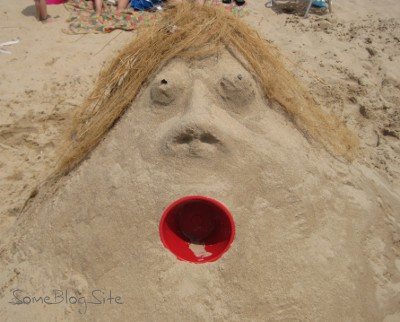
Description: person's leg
xmin=94 ymin=0 xmax=103 ymax=15
xmin=117 ymin=0 xmax=130 ymax=11
xmin=34 ymin=0 xmax=41 ymax=20
xmin=34 ymin=0 xmax=48 ymax=21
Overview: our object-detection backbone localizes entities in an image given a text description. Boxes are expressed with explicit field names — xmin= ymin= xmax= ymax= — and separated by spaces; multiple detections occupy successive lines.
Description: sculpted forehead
xmin=154 ymin=50 xmax=255 ymax=84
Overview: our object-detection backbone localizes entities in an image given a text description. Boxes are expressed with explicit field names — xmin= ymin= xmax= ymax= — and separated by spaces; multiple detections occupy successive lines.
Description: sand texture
xmin=1 ymin=1 xmax=400 ymax=321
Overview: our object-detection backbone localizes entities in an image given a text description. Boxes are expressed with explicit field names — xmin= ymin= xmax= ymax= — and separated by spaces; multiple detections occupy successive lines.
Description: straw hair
xmin=56 ymin=2 xmax=358 ymax=176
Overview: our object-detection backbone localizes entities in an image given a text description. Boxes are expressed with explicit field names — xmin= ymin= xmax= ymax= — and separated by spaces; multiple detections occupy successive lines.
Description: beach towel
xmin=63 ymin=0 xmax=250 ymax=34
xmin=63 ymin=0 xmax=157 ymax=34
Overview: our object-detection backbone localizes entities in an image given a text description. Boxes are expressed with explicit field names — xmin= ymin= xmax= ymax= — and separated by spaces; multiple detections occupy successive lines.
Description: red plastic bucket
xmin=47 ymin=0 xmax=66 ymax=4
xmin=159 ymin=196 xmax=235 ymax=263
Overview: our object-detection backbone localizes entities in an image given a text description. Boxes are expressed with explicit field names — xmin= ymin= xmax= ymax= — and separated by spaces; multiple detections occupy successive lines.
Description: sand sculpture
xmin=56 ymin=1 xmax=358 ymax=176
xmin=1 ymin=3 xmax=399 ymax=321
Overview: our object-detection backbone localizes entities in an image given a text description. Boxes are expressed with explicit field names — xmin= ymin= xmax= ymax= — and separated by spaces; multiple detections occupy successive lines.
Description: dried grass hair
xmin=56 ymin=2 xmax=358 ymax=177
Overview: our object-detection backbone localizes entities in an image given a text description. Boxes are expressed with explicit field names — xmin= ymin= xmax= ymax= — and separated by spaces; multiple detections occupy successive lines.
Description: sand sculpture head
xmin=5 ymin=4 xmax=397 ymax=322
xmin=57 ymin=2 xmax=357 ymax=177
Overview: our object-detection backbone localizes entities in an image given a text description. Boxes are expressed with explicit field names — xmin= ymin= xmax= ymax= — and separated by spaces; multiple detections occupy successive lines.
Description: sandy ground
xmin=0 ymin=0 xmax=399 ymax=321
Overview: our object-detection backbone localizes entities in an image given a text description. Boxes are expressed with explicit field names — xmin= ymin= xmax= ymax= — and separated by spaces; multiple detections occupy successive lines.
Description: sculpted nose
xmin=163 ymin=80 xmax=228 ymax=157
xmin=183 ymin=80 xmax=213 ymax=121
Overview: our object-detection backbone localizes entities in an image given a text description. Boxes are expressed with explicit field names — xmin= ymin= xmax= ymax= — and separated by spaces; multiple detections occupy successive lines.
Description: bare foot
xmin=93 ymin=8 xmax=103 ymax=16
xmin=40 ymin=15 xmax=55 ymax=24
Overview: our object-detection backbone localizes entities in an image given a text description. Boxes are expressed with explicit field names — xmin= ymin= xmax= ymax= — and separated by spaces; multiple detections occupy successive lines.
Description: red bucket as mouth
xmin=159 ymin=196 xmax=235 ymax=263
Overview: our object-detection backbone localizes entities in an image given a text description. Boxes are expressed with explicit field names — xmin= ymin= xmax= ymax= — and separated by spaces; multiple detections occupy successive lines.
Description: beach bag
xmin=130 ymin=0 xmax=162 ymax=10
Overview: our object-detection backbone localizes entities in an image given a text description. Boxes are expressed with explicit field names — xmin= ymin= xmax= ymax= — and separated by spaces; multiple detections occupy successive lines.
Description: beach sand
xmin=0 ymin=0 xmax=399 ymax=321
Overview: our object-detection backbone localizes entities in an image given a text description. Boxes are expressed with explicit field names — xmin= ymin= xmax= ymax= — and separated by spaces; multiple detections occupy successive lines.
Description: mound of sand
xmin=1 ymin=1 xmax=399 ymax=321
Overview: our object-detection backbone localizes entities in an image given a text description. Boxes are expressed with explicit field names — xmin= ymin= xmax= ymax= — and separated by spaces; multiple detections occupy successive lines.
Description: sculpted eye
xmin=150 ymin=78 xmax=176 ymax=106
xmin=217 ymin=74 xmax=255 ymax=112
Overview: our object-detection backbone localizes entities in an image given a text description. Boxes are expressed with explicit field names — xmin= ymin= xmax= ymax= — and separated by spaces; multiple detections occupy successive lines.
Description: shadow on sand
xmin=21 ymin=5 xmax=37 ymax=17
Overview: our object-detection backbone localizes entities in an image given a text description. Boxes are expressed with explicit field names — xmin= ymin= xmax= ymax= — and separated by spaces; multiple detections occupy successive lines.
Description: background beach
xmin=0 ymin=0 xmax=399 ymax=321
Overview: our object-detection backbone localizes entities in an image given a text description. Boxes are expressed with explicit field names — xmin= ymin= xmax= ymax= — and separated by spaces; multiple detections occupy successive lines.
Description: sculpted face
xmin=132 ymin=51 xmax=310 ymax=176
xmin=140 ymin=53 xmax=259 ymax=158
xmin=149 ymin=57 xmax=259 ymax=158
xmin=90 ymin=50 xmax=386 ymax=320
xmin=3 ymin=50 xmax=393 ymax=322
xmin=111 ymin=50 xmax=337 ymax=277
